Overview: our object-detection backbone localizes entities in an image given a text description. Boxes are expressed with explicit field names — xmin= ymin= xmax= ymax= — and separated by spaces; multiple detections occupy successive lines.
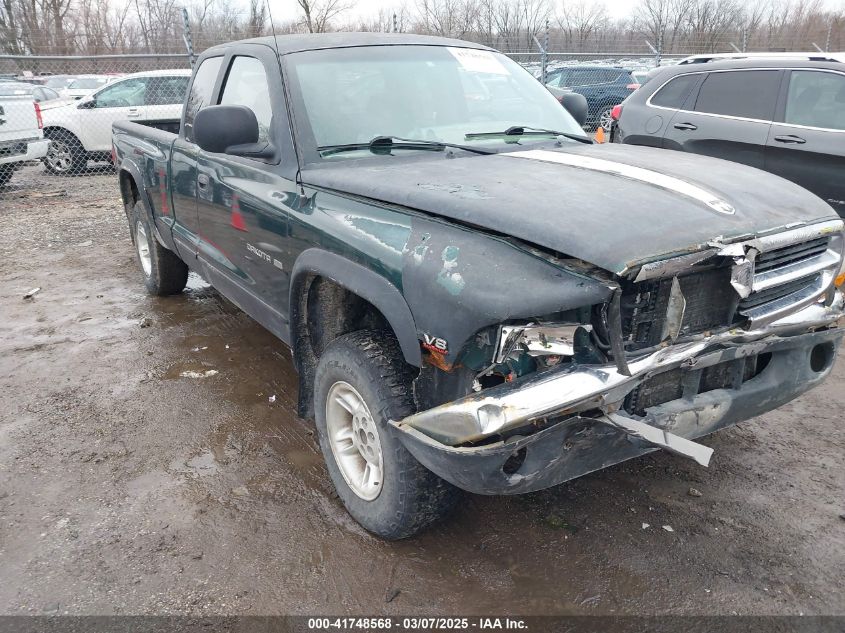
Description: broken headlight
xmin=495 ymin=322 xmax=594 ymax=365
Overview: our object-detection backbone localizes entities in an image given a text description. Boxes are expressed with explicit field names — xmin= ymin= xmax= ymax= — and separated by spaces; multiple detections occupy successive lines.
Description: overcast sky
xmin=266 ymin=0 xmax=844 ymax=24
xmin=268 ymin=0 xmax=646 ymax=24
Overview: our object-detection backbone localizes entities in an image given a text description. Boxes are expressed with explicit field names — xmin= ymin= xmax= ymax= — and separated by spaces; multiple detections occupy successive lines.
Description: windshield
xmin=69 ymin=77 xmax=109 ymax=90
xmin=286 ymin=45 xmax=584 ymax=159
xmin=45 ymin=76 xmax=73 ymax=89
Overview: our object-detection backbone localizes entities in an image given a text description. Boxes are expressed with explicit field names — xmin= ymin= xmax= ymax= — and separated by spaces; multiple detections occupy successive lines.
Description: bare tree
xmin=297 ymin=0 xmax=351 ymax=33
xmin=557 ymin=0 xmax=608 ymax=50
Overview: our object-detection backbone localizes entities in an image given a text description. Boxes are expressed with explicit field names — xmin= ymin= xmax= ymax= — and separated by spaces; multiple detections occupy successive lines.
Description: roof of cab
xmin=203 ymin=32 xmax=492 ymax=56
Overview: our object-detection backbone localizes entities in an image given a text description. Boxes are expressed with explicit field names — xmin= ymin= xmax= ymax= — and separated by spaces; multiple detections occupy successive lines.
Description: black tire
xmin=314 ymin=329 xmax=459 ymax=539
xmin=43 ymin=129 xmax=87 ymax=175
xmin=129 ymin=200 xmax=189 ymax=295
xmin=0 ymin=166 xmax=13 ymax=188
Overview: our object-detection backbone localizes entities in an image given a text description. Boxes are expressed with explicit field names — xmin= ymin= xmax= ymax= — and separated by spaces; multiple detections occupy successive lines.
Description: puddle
xmin=183 ymin=451 xmax=221 ymax=476
xmin=163 ymin=362 xmax=220 ymax=379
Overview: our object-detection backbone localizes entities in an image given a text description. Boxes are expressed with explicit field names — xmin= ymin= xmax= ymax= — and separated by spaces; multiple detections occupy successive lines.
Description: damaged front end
xmin=391 ymin=219 xmax=845 ymax=495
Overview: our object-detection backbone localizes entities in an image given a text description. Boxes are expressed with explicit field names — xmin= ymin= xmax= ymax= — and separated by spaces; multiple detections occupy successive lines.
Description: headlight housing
xmin=495 ymin=322 xmax=594 ymax=365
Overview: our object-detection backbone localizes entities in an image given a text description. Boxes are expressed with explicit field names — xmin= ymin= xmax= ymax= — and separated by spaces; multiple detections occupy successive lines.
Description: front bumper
xmin=390 ymin=297 xmax=844 ymax=495
xmin=0 ymin=138 xmax=49 ymax=166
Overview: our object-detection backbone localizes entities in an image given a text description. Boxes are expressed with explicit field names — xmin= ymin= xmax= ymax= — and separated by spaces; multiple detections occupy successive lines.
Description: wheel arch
xmin=118 ymin=163 xmax=169 ymax=249
xmin=289 ymin=248 xmax=421 ymax=419
xmin=43 ymin=125 xmax=84 ymax=148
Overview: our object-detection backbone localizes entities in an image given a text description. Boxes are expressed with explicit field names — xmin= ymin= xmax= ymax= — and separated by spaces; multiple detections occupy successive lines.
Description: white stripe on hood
xmin=505 ymin=149 xmax=736 ymax=215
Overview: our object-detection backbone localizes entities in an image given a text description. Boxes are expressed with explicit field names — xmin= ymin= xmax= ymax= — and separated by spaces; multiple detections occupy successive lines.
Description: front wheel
xmin=314 ymin=330 xmax=459 ymax=539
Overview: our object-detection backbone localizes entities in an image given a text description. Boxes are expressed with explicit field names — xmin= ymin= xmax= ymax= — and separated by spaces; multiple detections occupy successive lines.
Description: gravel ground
xmin=0 ymin=166 xmax=844 ymax=616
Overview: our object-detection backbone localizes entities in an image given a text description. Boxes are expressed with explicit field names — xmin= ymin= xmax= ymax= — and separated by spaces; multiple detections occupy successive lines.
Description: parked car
xmin=114 ymin=33 xmax=845 ymax=539
xmin=613 ymin=58 xmax=845 ymax=217
xmin=0 ymin=88 xmax=49 ymax=187
xmin=545 ymin=65 xmax=639 ymax=130
xmin=42 ymin=69 xmax=190 ymax=174
xmin=64 ymin=74 xmax=121 ymax=100
xmin=0 ymin=81 xmax=63 ymax=103
xmin=42 ymin=75 xmax=78 ymax=95
xmin=630 ymin=69 xmax=650 ymax=85
xmin=676 ymin=51 xmax=845 ymax=66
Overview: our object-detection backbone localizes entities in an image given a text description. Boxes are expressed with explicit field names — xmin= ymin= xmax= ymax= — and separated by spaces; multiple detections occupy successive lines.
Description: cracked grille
xmin=622 ymin=235 xmax=836 ymax=351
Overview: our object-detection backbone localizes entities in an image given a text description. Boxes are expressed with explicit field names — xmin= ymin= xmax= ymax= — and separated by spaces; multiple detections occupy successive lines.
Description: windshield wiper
xmin=465 ymin=125 xmax=593 ymax=144
xmin=318 ymin=135 xmax=494 ymax=157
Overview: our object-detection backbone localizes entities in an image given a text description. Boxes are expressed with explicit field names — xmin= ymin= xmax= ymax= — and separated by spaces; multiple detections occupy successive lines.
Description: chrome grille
xmin=622 ymin=221 xmax=844 ymax=347
xmin=755 ymin=237 xmax=829 ymax=273
xmin=740 ymin=224 xmax=843 ymax=326
xmin=738 ymin=273 xmax=820 ymax=310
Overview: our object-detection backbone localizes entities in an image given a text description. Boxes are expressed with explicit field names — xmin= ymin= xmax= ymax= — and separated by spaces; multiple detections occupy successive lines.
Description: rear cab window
xmin=693 ymin=70 xmax=781 ymax=121
xmin=184 ymin=56 xmax=223 ymax=142
xmin=783 ymin=70 xmax=845 ymax=131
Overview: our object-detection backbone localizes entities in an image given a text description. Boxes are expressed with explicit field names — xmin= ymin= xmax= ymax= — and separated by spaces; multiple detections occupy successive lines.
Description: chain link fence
xmin=0 ymin=53 xmax=192 ymax=198
xmin=0 ymin=37 xmax=839 ymax=200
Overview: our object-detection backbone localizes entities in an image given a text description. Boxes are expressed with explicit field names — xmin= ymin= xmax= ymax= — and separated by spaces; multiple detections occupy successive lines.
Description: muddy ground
xmin=0 ymin=166 xmax=843 ymax=616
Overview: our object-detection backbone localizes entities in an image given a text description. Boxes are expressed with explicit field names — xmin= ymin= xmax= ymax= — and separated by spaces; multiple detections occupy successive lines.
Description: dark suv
xmin=545 ymin=65 xmax=638 ymax=131
xmin=614 ymin=58 xmax=845 ymax=217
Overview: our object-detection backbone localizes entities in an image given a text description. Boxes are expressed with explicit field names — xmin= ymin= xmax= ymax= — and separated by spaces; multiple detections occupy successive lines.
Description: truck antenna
xmin=264 ymin=0 xmax=282 ymax=59
xmin=264 ymin=0 xmax=306 ymax=196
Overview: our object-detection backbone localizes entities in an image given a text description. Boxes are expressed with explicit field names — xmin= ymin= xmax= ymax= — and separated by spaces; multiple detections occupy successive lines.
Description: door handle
xmin=127 ymin=107 xmax=140 ymax=118
xmin=197 ymin=173 xmax=210 ymax=189
xmin=773 ymin=134 xmax=806 ymax=144
xmin=673 ymin=122 xmax=698 ymax=131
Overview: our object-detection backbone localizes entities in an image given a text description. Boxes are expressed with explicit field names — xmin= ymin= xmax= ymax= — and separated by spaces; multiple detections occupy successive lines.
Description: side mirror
xmin=78 ymin=99 xmax=96 ymax=109
xmin=194 ymin=105 xmax=273 ymax=159
xmin=559 ymin=92 xmax=588 ymax=127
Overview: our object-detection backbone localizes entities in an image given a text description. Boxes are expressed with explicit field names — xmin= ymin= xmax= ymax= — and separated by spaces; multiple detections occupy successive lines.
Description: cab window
xmin=219 ymin=56 xmax=273 ymax=144
xmin=184 ymin=57 xmax=223 ymax=142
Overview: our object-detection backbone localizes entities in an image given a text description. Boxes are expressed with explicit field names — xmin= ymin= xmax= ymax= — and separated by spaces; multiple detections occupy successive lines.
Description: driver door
xmin=85 ymin=77 xmax=148 ymax=151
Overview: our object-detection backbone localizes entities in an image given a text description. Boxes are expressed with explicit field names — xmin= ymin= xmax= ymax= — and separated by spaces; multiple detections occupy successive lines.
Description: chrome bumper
xmin=392 ymin=294 xmax=845 ymax=448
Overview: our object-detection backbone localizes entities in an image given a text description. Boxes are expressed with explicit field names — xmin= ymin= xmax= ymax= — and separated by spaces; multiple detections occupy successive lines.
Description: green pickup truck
xmin=113 ymin=33 xmax=845 ymax=539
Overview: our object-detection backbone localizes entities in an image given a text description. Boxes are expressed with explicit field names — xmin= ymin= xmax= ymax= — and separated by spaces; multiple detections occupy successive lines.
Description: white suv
xmin=41 ymin=69 xmax=190 ymax=175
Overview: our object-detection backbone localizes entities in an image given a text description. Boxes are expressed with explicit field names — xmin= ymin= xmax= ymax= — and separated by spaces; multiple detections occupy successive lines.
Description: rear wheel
xmin=44 ymin=130 xmax=87 ymax=175
xmin=598 ymin=107 xmax=614 ymax=132
xmin=130 ymin=200 xmax=188 ymax=295
xmin=314 ymin=330 xmax=459 ymax=539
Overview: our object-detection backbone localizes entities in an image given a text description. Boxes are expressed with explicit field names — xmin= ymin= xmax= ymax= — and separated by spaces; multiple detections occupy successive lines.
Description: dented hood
xmin=301 ymin=143 xmax=838 ymax=273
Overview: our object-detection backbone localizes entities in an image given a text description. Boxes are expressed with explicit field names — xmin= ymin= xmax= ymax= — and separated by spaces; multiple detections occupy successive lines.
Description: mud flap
xmin=598 ymin=412 xmax=713 ymax=467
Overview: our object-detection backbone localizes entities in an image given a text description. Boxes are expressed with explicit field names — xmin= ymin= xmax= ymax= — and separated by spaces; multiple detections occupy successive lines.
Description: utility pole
xmin=181 ymin=7 xmax=195 ymax=66
xmin=533 ymin=31 xmax=548 ymax=85
xmin=543 ymin=19 xmax=549 ymax=84
xmin=825 ymin=22 xmax=833 ymax=52
xmin=741 ymin=26 xmax=748 ymax=53
xmin=656 ymin=31 xmax=663 ymax=67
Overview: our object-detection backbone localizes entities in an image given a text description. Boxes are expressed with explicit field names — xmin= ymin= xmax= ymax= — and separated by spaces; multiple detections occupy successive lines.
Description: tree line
xmin=1 ymin=0 xmax=842 ymax=57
